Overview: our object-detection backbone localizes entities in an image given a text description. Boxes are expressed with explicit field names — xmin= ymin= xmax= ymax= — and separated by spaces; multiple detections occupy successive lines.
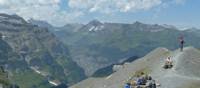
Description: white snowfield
xmin=70 ymin=47 xmax=200 ymax=88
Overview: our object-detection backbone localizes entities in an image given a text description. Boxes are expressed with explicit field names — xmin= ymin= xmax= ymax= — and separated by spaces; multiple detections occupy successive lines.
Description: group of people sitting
xmin=124 ymin=56 xmax=174 ymax=88
xmin=124 ymin=56 xmax=175 ymax=88
xmin=124 ymin=72 xmax=159 ymax=88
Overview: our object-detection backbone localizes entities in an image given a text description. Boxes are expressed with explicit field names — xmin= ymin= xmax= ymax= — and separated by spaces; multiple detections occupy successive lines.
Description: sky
xmin=0 ymin=0 xmax=199 ymax=28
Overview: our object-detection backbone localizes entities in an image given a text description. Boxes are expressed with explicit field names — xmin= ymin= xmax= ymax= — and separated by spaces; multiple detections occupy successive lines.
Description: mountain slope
xmin=0 ymin=13 xmax=86 ymax=87
xmin=70 ymin=47 xmax=200 ymax=88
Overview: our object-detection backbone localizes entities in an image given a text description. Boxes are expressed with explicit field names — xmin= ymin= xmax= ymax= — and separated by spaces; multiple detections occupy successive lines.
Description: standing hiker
xmin=179 ymin=36 xmax=185 ymax=52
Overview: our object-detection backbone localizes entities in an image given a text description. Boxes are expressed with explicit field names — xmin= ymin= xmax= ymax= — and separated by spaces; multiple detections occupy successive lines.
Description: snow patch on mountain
xmin=89 ymin=25 xmax=104 ymax=32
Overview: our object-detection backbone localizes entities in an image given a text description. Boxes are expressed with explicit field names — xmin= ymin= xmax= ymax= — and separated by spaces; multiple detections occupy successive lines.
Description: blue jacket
xmin=124 ymin=84 xmax=131 ymax=88
xmin=137 ymin=78 xmax=143 ymax=85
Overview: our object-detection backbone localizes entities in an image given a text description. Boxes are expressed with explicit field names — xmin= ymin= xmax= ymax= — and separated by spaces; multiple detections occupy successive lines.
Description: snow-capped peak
xmin=86 ymin=19 xmax=104 ymax=32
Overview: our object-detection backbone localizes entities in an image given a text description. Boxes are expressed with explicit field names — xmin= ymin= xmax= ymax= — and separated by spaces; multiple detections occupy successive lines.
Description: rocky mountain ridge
xmin=70 ymin=47 xmax=200 ymax=88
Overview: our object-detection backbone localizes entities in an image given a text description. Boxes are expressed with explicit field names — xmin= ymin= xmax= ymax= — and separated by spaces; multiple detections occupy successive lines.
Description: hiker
xmin=136 ymin=78 xmax=142 ymax=86
xmin=130 ymin=80 xmax=137 ymax=87
xmin=179 ymin=36 xmax=185 ymax=52
xmin=136 ymin=77 xmax=146 ymax=87
xmin=141 ymin=76 xmax=147 ymax=85
xmin=137 ymin=72 xmax=146 ymax=85
xmin=144 ymin=74 xmax=152 ymax=81
xmin=124 ymin=83 xmax=132 ymax=88
xmin=164 ymin=56 xmax=173 ymax=69
xmin=150 ymin=80 xmax=156 ymax=88
xmin=144 ymin=75 xmax=154 ymax=88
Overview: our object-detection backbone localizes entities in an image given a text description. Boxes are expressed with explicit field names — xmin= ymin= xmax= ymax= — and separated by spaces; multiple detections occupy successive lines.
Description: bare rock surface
xmin=70 ymin=47 xmax=200 ymax=88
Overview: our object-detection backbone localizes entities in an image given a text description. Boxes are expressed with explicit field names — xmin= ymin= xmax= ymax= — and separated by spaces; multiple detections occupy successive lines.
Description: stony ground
xmin=70 ymin=47 xmax=200 ymax=88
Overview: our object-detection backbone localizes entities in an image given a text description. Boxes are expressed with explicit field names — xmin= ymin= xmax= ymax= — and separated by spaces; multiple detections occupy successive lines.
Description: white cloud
xmin=117 ymin=0 xmax=163 ymax=12
xmin=0 ymin=0 xmax=186 ymax=26
xmin=0 ymin=0 xmax=83 ymax=26
xmin=68 ymin=0 xmax=187 ymax=14
xmin=68 ymin=0 xmax=163 ymax=13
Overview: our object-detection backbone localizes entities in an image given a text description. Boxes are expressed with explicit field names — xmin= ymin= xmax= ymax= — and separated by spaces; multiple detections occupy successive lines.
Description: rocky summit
xmin=70 ymin=47 xmax=200 ymax=88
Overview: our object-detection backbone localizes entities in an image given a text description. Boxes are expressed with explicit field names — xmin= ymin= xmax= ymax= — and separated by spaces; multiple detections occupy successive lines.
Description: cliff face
xmin=0 ymin=13 xmax=86 ymax=87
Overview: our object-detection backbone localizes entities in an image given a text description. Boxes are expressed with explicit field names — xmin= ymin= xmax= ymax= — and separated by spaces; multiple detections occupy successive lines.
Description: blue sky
xmin=0 ymin=0 xmax=199 ymax=28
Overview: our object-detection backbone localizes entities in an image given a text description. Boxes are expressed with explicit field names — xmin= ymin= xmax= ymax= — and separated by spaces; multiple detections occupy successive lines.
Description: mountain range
xmin=33 ymin=19 xmax=200 ymax=77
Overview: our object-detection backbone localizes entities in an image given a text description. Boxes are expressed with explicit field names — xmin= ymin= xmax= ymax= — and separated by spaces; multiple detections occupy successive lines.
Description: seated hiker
xmin=144 ymin=75 xmax=153 ymax=88
xmin=146 ymin=79 xmax=157 ymax=88
xmin=137 ymin=77 xmax=143 ymax=85
xmin=130 ymin=80 xmax=137 ymax=87
xmin=163 ymin=56 xmax=173 ymax=69
xmin=136 ymin=72 xmax=147 ymax=86
xmin=137 ymin=77 xmax=146 ymax=86
xmin=141 ymin=76 xmax=146 ymax=85
xmin=124 ymin=83 xmax=132 ymax=88
xmin=144 ymin=74 xmax=152 ymax=81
